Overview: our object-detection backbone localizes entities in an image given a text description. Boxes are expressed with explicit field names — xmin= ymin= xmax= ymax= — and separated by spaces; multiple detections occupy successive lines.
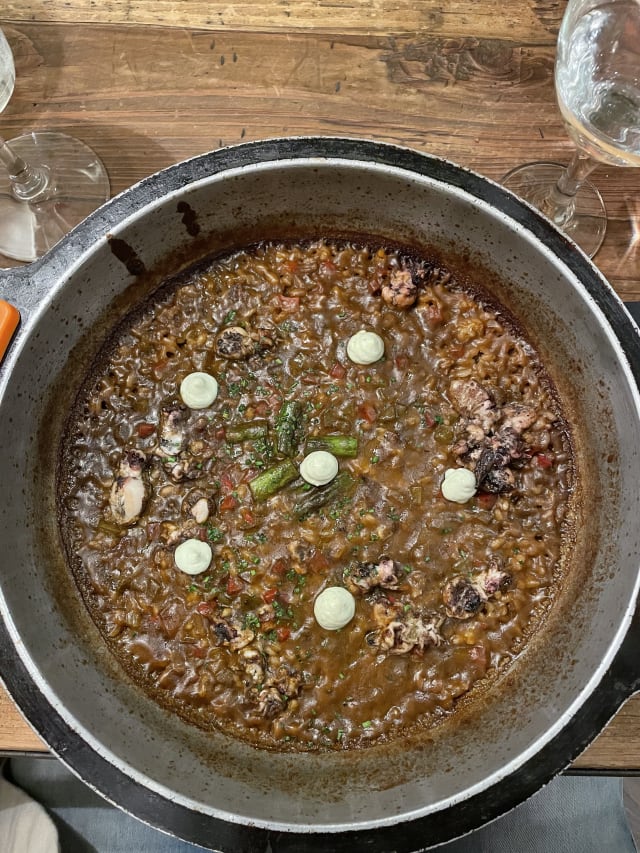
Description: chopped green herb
xmin=207 ymin=526 xmax=224 ymax=543
xmin=362 ymin=720 xmax=372 ymax=729
xmin=244 ymin=612 xmax=261 ymax=630
xmin=273 ymin=600 xmax=293 ymax=620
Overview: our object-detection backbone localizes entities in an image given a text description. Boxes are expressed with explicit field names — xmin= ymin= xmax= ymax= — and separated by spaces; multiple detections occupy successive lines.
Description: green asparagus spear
xmin=305 ymin=435 xmax=358 ymax=458
xmin=293 ymin=471 xmax=356 ymax=519
xmin=226 ymin=420 xmax=269 ymax=443
xmin=249 ymin=459 xmax=299 ymax=502
xmin=275 ymin=400 xmax=303 ymax=456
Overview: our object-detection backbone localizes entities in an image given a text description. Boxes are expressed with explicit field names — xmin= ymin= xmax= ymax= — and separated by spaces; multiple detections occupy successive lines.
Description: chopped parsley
xmin=244 ymin=612 xmax=261 ymax=630
xmin=207 ymin=526 xmax=224 ymax=543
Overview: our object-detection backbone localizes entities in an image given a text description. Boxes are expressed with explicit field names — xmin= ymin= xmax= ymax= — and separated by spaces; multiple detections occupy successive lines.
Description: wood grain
xmin=1 ymin=20 xmax=637 ymax=295
xmin=0 ymin=1 xmax=639 ymax=763
xmin=0 ymin=688 xmax=47 ymax=753
xmin=4 ymin=0 xmax=555 ymax=40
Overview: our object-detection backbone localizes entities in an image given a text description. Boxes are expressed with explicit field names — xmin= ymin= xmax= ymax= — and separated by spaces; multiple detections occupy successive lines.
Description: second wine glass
xmin=503 ymin=0 xmax=640 ymax=258
xmin=0 ymin=28 xmax=110 ymax=263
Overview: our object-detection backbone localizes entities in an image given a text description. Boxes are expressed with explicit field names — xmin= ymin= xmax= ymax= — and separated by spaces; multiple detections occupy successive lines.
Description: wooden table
xmin=1 ymin=0 xmax=639 ymax=770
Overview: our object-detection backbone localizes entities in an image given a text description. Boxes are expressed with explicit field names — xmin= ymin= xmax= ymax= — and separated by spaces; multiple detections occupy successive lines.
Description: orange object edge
xmin=0 ymin=300 xmax=20 ymax=363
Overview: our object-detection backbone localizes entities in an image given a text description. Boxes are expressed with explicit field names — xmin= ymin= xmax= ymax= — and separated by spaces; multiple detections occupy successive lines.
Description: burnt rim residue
xmin=107 ymin=236 xmax=147 ymax=276
xmin=177 ymin=201 xmax=201 ymax=237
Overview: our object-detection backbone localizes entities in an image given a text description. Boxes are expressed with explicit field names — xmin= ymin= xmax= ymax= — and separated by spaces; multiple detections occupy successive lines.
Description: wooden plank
xmin=0 ymin=687 xmax=47 ymax=753
xmin=3 ymin=0 xmax=562 ymax=40
xmin=1 ymin=21 xmax=636 ymax=297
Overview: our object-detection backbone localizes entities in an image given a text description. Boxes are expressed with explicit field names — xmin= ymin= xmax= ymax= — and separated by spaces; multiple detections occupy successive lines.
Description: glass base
xmin=502 ymin=162 xmax=606 ymax=258
xmin=0 ymin=131 xmax=109 ymax=263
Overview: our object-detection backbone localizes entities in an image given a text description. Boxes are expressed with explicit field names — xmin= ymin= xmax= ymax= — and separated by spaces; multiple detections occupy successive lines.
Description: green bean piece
xmin=226 ymin=420 xmax=269 ymax=443
xmin=275 ymin=400 xmax=303 ymax=456
xmin=249 ymin=459 xmax=299 ymax=502
xmin=293 ymin=471 xmax=356 ymax=519
xmin=305 ymin=435 xmax=358 ymax=458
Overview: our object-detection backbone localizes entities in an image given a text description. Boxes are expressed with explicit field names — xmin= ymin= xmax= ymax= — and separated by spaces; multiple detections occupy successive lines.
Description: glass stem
xmin=542 ymin=150 xmax=600 ymax=227
xmin=0 ymin=135 xmax=50 ymax=201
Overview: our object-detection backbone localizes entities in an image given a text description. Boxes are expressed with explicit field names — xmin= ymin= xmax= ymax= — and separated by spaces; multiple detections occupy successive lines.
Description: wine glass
xmin=0 ymin=28 xmax=110 ymax=263
xmin=502 ymin=0 xmax=640 ymax=258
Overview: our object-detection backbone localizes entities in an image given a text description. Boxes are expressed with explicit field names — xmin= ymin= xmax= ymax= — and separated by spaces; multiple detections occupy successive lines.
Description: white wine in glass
xmin=0 ymin=28 xmax=110 ymax=263
xmin=503 ymin=0 xmax=640 ymax=257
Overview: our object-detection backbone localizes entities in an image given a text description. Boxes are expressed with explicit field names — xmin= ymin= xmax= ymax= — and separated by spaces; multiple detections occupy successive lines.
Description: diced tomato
xmin=214 ymin=427 xmax=226 ymax=441
xmin=422 ymin=411 xmax=436 ymax=428
xmin=476 ymin=492 xmax=498 ymax=510
xmin=319 ymin=260 xmax=337 ymax=278
xmin=308 ymin=551 xmax=330 ymax=573
xmin=136 ymin=422 xmax=156 ymax=438
xmin=219 ymin=494 xmax=238 ymax=512
xmin=196 ymin=602 xmax=214 ymax=616
xmin=262 ymin=587 xmax=278 ymax=604
xmin=357 ymin=402 xmax=377 ymax=423
xmin=272 ymin=557 xmax=288 ymax=575
xmin=394 ymin=354 xmax=409 ymax=370
xmin=535 ymin=453 xmax=553 ymax=469
xmin=329 ymin=362 xmax=347 ymax=380
xmin=226 ymin=576 xmax=244 ymax=596
xmin=220 ymin=472 xmax=235 ymax=494
xmin=254 ymin=400 xmax=270 ymax=417
xmin=276 ymin=626 xmax=291 ymax=642
xmin=277 ymin=294 xmax=300 ymax=312
xmin=240 ymin=508 xmax=255 ymax=526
